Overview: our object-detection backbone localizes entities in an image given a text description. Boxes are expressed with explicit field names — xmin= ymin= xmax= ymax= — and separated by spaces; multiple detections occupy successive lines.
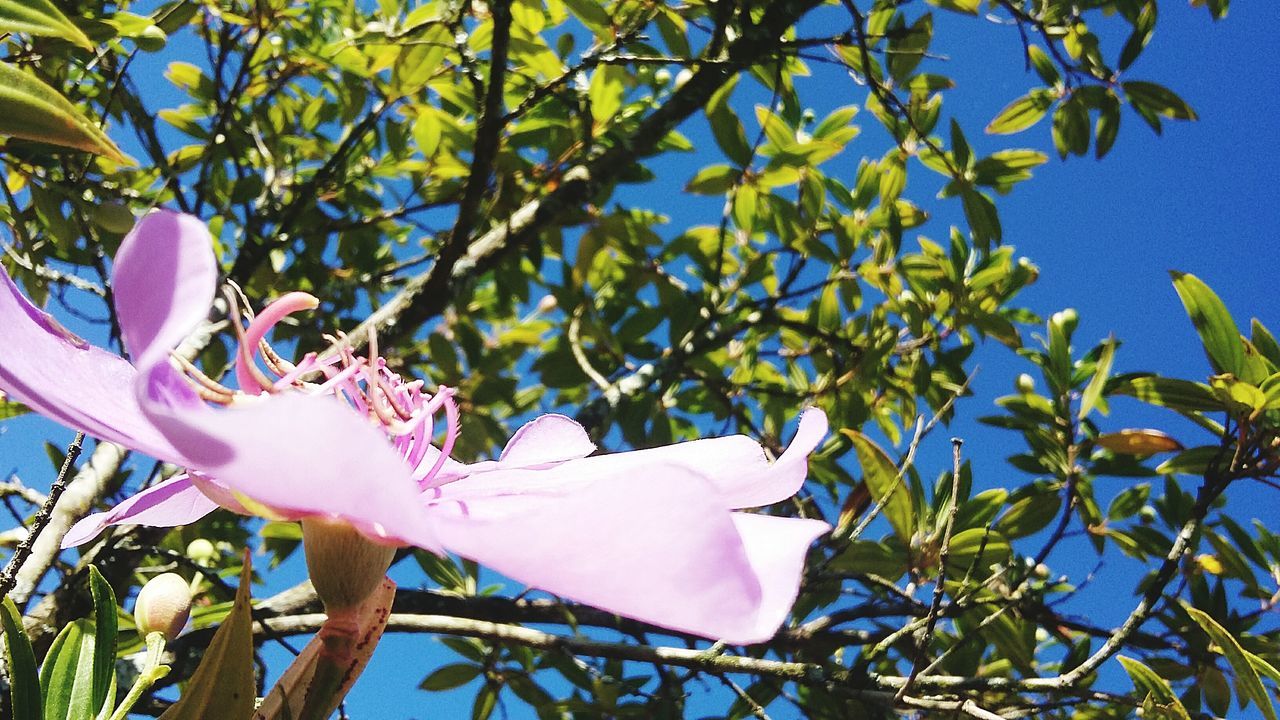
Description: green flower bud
xmin=134 ymin=573 xmax=192 ymax=641
xmin=1015 ymin=373 xmax=1036 ymax=394
xmin=186 ymin=538 xmax=218 ymax=566
xmin=302 ymin=518 xmax=396 ymax=614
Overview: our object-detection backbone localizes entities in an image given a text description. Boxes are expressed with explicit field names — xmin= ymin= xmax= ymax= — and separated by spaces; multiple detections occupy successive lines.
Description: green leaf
xmin=995 ymin=492 xmax=1060 ymax=539
xmin=1027 ymin=45 xmax=1059 ymax=86
xmin=158 ymin=558 xmax=256 ymax=720
xmin=0 ymin=62 xmax=126 ymax=162
xmin=1184 ymin=606 xmax=1277 ymax=720
xmin=986 ymin=90 xmax=1053 ymax=134
xmin=472 ymin=684 xmax=497 ymax=720
xmin=842 ymin=430 xmax=915 ymax=543
xmin=1052 ymin=94 xmax=1089 ymax=158
xmin=1117 ymin=2 xmax=1156 ymax=71
xmin=927 ymin=0 xmax=980 ymax=15
xmin=947 ymin=528 xmax=1012 ymax=573
xmin=2 ymin=597 xmax=42 ymax=720
xmin=1117 ymin=656 xmax=1191 ymax=720
xmin=1155 ymin=446 xmax=1220 ymax=476
xmin=830 ymin=540 xmax=908 ymax=579
xmin=0 ymin=0 xmax=93 ymax=50
xmin=1079 ymin=337 xmax=1116 ymax=419
xmin=705 ymin=76 xmax=752 ymax=166
xmin=1124 ymin=81 xmax=1197 ymax=121
xmin=1171 ymin=271 xmax=1244 ymax=376
xmin=588 ymin=64 xmax=626 ymax=124
xmin=87 ymin=567 xmax=117 ymax=716
xmin=561 ymin=0 xmax=611 ymax=36
xmin=1109 ymin=375 xmax=1221 ymax=412
xmin=685 ymin=165 xmax=740 ymax=195
xmin=1 ymin=392 xmax=28 ymax=419
xmin=1095 ymin=91 xmax=1122 ymax=159
xmin=40 ymin=619 xmax=97 ymax=720
xmin=420 ymin=663 xmax=482 ymax=691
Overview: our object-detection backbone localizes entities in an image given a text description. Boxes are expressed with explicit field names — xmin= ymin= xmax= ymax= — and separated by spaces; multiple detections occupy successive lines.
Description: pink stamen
xmin=273 ymin=352 xmax=320 ymax=390
xmin=235 ymin=292 xmax=320 ymax=393
xmin=419 ymin=388 xmax=460 ymax=485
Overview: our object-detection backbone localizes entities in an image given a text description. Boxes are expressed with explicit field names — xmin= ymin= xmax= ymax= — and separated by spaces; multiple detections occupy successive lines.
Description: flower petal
xmin=62 ymin=474 xmax=219 ymax=548
xmin=112 ymin=210 xmax=218 ymax=368
xmin=441 ymin=409 xmax=828 ymax=510
xmin=497 ymin=414 xmax=596 ymax=466
xmin=728 ymin=513 xmax=830 ymax=640
xmin=0 ymin=267 xmax=181 ymax=459
xmin=137 ymin=364 xmax=441 ymax=551
xmin=431 ymin=463 xmax=809 ymax=643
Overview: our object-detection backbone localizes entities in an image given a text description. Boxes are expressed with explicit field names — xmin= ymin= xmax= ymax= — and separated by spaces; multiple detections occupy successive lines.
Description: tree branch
xmin=341 ymin=0 xmax=827 ymax=353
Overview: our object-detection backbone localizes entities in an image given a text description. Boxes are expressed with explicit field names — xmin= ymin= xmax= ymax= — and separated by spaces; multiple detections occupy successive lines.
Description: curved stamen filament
xmin=419 ymin=387 xmax=460 ymax=485
xmin=235 ymin=291 xmax=319 ymax=394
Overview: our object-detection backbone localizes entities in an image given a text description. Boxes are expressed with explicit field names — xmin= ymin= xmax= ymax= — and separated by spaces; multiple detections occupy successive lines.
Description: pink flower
xmin=0 ymin=211 xmax=829 ymax=643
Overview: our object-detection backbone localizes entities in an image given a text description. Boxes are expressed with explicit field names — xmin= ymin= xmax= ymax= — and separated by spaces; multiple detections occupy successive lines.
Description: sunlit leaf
xmin=1118 ymin=655 xmax=1191 ymax=720
xmin=986 ymin=90 xmax=1053 ymax=134
xmin=1171 ymin=271 xmax=1244 ymax=377
xmin=1184 ymin=606 xmax=1277 ymax=720
xmin=0 ymin=62 xmax=126 ymax=162
xmin=841 ymin=430 xmax=915 ymax=543
xmin=0 ymin=0 xmax=93 ymax=49
xmin=1 ymin=597 xmax=41 ymax=720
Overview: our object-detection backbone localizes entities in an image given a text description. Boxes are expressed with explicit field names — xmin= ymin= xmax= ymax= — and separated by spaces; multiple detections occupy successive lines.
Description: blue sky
xmin=2 ymin=2 xmax=1278 ymax=717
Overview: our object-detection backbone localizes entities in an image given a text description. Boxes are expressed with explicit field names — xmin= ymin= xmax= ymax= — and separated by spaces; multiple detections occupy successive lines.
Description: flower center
xmin=173 ymin=287 xmax=460 ymax=488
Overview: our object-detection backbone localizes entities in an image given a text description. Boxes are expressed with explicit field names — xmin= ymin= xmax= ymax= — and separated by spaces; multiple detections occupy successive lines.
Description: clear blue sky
xmin=2 ymin=2 xmax=1277 ymax=717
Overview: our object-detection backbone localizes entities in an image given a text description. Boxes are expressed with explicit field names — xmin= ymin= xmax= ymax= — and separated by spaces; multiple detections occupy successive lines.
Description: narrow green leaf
xmin=684 ymin=165 xmax=740 ymax=195
xmin=0 ymin=0 xmax=93 ymax=50
xmin=1171 ymin=271 xmax=1244 ymax=376
xmin=1250 ymin=319 xmax=1280 ymax=367
xmin=842 ymin=430 xmax=915 ymax=543
xmin=420 ymin=663 xmax=482 ymax=691
xmin=1095 ymin=91 xmax=1121 ymax=159
xmin=1184 ymin=606 xmax=1277 ymax=720
xmin=1 ymin=391 xmax=29 ymax=419
xmin=1109 ymin=375 xmax=1221 ymax=412
xmin=1079 ymin=338 xmax=1116 ymax=419
xmin=947 ymin=528 xmax=1012 ymax=572
xmin=588 ymin=64 xmax=626 ymax=124
xmin=0 ymin=62 xmax=126 ymax=162
xmin=159 ymin=558 xmax=256 ymax=720
xmin=1027 ymin=45 xmax=1059 ymax=86
xmin=1 ymin=597 xmax=42 ymax=720
xmin=1124 ymin=81 xmax=1197 ymax=121
xmin=40 ymin=619 xmax=97 ymax=720
xmin=1155 ymin=445 xmax=1220 ymax=476
xmin=87 ymin=567 xmax=117 ymax=716
xmin=986 ymin=90 xmax=1053 ymax=134
xmin=995 ymin=493 xmax=1060 ymax=539
xmin=1052 ymin=94 xmax=1089 ymax=158
xmin=1118 ymin=655 xmax=1191 ymax=720
xmin=705 ymin=76 xmax=752 ymax=166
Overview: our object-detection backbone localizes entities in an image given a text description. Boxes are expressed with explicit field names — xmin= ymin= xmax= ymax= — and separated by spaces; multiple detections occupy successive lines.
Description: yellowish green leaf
xmin=0 ymin=62 xmax=125 ymax=162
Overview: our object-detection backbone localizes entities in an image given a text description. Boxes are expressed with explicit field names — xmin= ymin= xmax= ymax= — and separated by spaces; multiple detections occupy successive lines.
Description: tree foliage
xmin=2 ymin=0 xmax=1276 ymax=718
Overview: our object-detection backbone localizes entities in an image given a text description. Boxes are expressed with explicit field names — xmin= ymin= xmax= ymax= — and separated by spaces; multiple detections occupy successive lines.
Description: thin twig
xmin=0 ymin=432 xmax=84 ymax=598
xmin=896 ymin=438 xmax=965 ymax=702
